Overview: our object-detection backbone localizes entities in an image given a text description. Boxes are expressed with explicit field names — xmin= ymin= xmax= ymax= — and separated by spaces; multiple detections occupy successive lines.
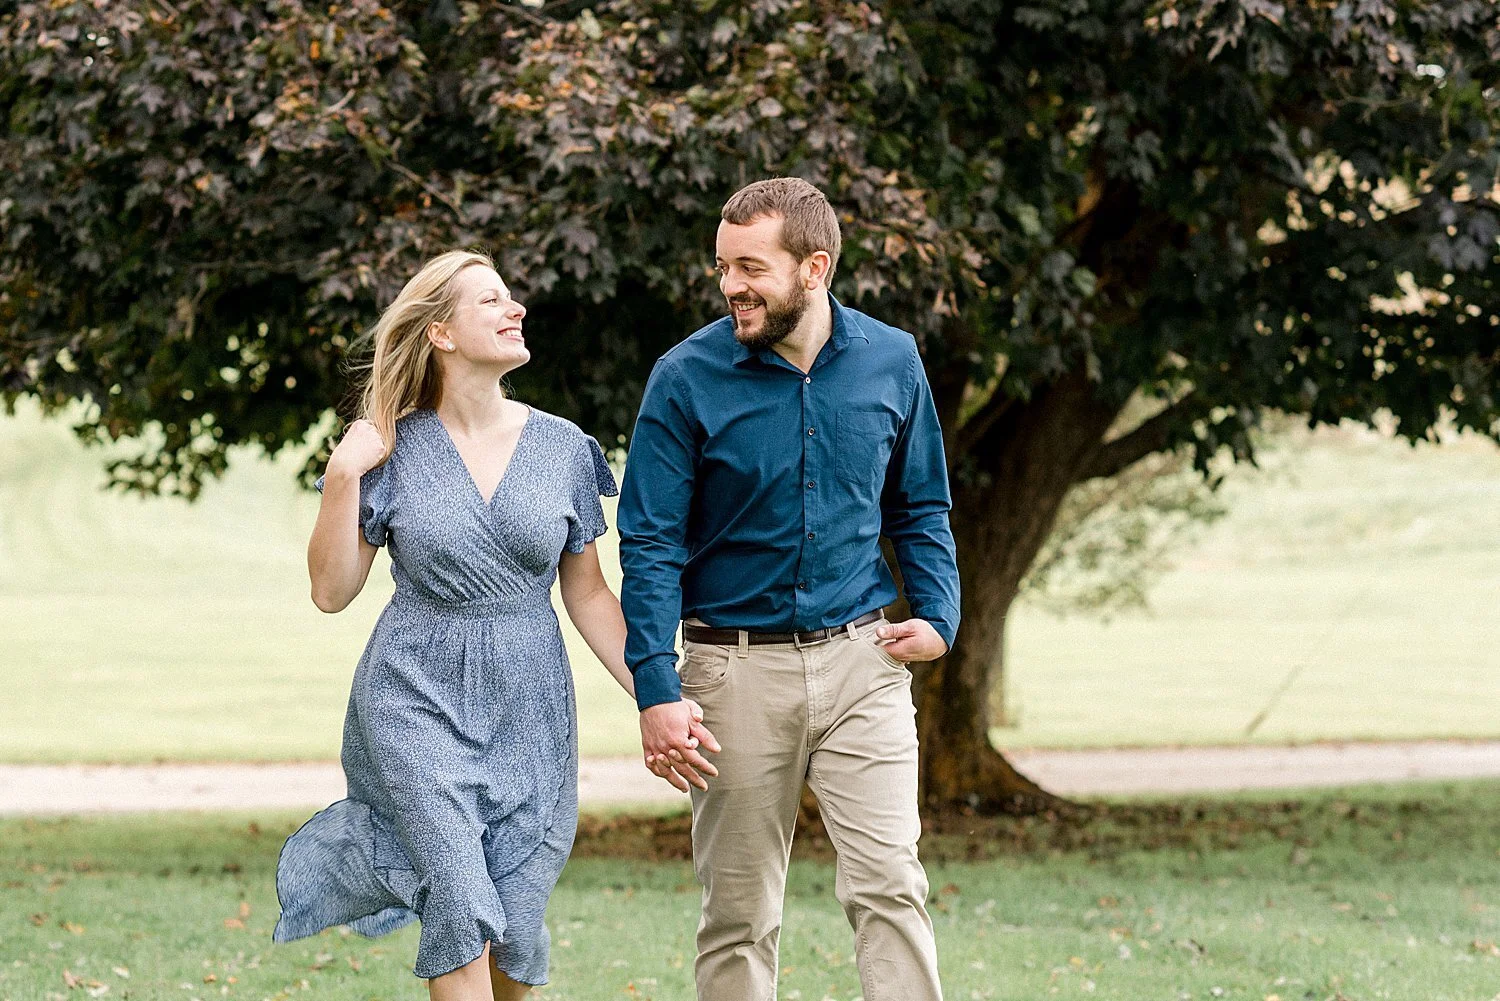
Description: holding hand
xmin=326 ymin=418 xmax=387 ymax=481
xmin=874 ymin=618 xmax=949 ymax=663
xmin=640 ymin=699 xmax=721 ymax=792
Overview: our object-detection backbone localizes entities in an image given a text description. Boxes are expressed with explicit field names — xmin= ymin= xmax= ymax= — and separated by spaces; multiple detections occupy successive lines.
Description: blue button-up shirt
xmin=617 ymin=294 xmax=961 ymax=710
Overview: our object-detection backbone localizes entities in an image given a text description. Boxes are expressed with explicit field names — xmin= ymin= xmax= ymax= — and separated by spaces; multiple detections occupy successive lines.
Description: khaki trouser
xmin=680 ymin=616 xmax=943 ymax=1001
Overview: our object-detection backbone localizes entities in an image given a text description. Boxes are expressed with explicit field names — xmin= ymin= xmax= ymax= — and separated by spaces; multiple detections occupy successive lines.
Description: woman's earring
xmin=444 ymin=342 xmax=455 ymax=351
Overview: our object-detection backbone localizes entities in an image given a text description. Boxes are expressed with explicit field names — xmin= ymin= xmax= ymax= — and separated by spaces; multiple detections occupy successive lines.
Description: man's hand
xmin=874 ymin=618 xmax=949 ymax=663
xmin=640 ymin=700 xmax=721 ymax=792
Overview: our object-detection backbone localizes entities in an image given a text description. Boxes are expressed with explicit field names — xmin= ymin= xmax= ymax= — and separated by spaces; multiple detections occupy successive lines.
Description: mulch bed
xmin=569 ymin=794 xmax=1440 ymax=864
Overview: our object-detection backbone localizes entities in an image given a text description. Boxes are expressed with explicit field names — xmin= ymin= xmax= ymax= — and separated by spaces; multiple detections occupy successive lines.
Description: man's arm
xmin=618 ymin=358 xmax=720 ymax=790
xmin=619 ymin=358 xmax=696 ymax=708
xmin=878 ymin=345 xmax=961 ymax=658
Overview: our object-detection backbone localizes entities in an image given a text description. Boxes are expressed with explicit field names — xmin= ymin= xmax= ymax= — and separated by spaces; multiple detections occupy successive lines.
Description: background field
xmin=2 ymin=400 xmax=1497 ymax=763
xmin=2 ymin=782 xmax=1498 ymax=1001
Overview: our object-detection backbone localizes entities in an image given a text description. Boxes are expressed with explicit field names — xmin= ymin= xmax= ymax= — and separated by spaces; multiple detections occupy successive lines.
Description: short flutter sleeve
xmin=564 ymin=435 xmax=619 ymax=554
xmin=315 ymin=465 xmax=394 ymax=548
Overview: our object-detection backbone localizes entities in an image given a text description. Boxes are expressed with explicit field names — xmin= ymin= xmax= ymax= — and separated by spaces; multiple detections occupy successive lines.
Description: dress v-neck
xmin=429 ymin=405 xmax=534 ymax=507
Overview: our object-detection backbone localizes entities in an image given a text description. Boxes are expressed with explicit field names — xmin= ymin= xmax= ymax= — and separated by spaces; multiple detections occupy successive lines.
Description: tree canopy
xmin=4 ymin=0 xmax=1496 ymax=808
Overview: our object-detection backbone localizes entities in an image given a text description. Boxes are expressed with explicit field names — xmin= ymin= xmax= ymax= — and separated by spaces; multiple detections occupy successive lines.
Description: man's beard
xmin=729 ymin=283 xmax=810 ymax=351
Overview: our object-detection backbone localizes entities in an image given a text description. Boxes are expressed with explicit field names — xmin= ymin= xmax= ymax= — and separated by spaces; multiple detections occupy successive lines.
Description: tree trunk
xmin=915 ymin=369 xmax=1122 ymax=814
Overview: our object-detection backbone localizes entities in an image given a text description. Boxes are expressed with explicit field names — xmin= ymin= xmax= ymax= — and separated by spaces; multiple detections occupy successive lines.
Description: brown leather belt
xmin=682 ymin=610 xmax=883 ymax=647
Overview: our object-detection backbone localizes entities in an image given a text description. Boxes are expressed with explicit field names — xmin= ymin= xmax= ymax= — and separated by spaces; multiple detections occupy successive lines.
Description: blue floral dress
xmin=273 ymin=406 xmax=617 ymax=983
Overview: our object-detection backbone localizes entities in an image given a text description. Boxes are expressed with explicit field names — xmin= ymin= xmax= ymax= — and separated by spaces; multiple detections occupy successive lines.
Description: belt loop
xmin=845 ymin=620 xmax=859 ymax=641
xmin=737 ymin=630 xmax=749 ymax=658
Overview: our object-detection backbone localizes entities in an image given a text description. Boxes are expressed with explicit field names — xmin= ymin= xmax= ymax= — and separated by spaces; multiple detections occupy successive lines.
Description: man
xmin=618 ymin=176 xmax=960 ymax=1000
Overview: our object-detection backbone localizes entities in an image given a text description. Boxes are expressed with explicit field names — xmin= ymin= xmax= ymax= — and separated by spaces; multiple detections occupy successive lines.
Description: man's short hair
xmin=721 ymin=177 xmax=842 ymax=283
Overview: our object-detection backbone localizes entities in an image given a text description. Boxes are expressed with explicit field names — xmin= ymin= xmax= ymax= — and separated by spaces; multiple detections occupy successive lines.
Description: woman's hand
xmin=326 ymin=419 xmax=386 ymax=481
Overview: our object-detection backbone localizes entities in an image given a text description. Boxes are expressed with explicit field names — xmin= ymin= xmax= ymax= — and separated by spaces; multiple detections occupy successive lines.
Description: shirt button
xmin=807 ymin=532 xmax=816 ymax=540
xmin=807 ymin=427 xmax=815 ymax=436
xmin=806 ymin=480 xmax=815 ymax=489
xmin=804 ymin=377 xmax=811 ymax=384
xmin=797 ymin=581 xmax=808 ymax=590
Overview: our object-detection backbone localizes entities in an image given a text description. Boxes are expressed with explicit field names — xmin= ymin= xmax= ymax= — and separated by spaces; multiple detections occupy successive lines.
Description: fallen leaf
xmin=222 ymin=918 xmax=245 ymax=930
xmin=29 ymin=912 xmax=48 ymax=926
xmin=59 ymin=921 xmax=86 ymax=935
xmin=111 ymin=967 xmax=130 ymax=979
xmin=62 ymin=969 xmax=82 ymax=988
xmin=238 ymin=901 xmax=252 ymax=919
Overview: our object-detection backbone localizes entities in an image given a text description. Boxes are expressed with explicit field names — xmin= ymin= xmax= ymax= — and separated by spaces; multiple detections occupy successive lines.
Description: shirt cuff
xmin=632 ymin=654 xmax=684 ymax=711
xmin=911 ymin=603 xmax=960 ymax=652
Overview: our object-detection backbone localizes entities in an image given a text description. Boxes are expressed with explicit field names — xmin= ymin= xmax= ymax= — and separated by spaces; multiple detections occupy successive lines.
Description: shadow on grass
xmin=571 ymin=779 xmax=1493 ymax=857
xmin=3 ymin=780 xmax=1492 ymax=875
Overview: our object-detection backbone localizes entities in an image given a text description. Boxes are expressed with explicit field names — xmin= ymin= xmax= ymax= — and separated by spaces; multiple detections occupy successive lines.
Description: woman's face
xmin=434 ymin=265 xmax=529 ymax=373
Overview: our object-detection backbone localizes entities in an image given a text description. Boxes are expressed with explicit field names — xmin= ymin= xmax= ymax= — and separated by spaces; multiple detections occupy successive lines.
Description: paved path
xmin=2 ymin=741 xmax=1498 ymax=815
xmin=1006 ymin=739 xmax=1500 ymax=795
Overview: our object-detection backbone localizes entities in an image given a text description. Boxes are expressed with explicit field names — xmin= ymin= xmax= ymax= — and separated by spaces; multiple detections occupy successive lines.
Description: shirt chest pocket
xmin=835 ymin=409 xmax=897 ymax=489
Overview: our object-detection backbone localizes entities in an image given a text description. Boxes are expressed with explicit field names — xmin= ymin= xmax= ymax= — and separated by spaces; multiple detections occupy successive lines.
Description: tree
xmin=3 ymin=0 xmax=1497 ymax=811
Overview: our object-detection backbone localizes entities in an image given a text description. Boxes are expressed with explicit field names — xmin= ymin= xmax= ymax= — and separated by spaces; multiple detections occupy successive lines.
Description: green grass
xmin=3 ymin=400 xmax=1498 ymax=762
xmin=2 ymin=784 xmax=1499 ymax=1000
xmin=0 ymin=400 xmax=641 ymax=762
xmin=998 ymin=422 xmax=1500 ymax=749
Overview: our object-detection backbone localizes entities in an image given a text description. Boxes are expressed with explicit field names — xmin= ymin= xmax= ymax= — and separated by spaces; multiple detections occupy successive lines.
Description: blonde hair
xmin=355 ymin=249 xmax=494 ymax=463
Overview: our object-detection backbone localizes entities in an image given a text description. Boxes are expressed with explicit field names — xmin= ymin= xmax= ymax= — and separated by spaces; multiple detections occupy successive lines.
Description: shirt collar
xmin=731 ymin=291 xmax=860 ymax=368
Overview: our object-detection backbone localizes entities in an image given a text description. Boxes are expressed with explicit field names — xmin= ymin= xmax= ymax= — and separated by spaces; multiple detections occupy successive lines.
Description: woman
xmin=273 ymin=250 xmax=717 ymax=1000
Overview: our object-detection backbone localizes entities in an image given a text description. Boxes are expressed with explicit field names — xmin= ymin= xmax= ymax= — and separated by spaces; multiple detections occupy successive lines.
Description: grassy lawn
xmin=1 ymin=783 xmax=1497 ymax=1000
xmin=999 ymin=421 xmax=1500 ymax=748
xmin=3 ymin=400 xmax=1497 ymax=762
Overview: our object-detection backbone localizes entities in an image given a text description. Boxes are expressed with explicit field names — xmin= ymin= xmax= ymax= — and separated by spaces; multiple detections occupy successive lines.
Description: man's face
xmin=715 ymin=215 xmax=811 ymax=351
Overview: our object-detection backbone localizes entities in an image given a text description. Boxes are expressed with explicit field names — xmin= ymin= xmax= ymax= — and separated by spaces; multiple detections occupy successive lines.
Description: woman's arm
xmin=557 ymin=542 xmax=634 ymax=697
xmin=559 ymin=542 xmax=718 ymax=773
xmin=307 ymin=419 xmax=386 ymax=613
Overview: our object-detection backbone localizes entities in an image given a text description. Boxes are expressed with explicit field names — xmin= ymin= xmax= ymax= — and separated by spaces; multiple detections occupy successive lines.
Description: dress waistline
xmin=387 ymin=590 xmax=550 ymax=621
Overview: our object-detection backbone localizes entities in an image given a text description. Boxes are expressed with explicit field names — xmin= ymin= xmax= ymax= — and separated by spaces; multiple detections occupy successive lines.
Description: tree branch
xmin=386 ymin=160 xmax=464 ymax=219
xmin=1054 ymin=162 xmax=1110 ymax=252
xmin=1077 ymin=395 xmax=1200 ymax=481
xmin=955 ymin=388 xmax=1015 ymax=458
